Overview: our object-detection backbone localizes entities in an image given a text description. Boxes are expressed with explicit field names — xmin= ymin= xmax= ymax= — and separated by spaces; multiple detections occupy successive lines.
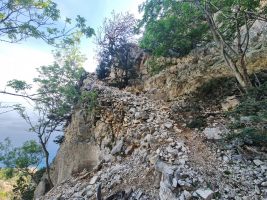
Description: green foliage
xmin=6 ymin=80 xmax=32 ymax=92
xmin=80 ymin=90 xmax=98 ymax=112
xmin=95 ymin=12 xmax=138 ymax=87
xmin=12 ymin=175 xmax=34 ymax=200
xmin=146 ymin=58 xmax=166 ymax=75
xmin=228 ymin=82 xmax=267 ymax=145
xmin=0 ymin=191 xmax=9 ymax=199
xmin=187 ymin=116 xmax=207 ymax=130
xmin=0 ymin=139 xmax=44 ymax=200
xmin=0 ymin=138 xmax=43 ymax=170
xmin=0 ymin=0 xmax=94 ymax=44
xmin=138 ymin=0 xmax=210 ymax=57
xmin=0 ymin=168 xmax=14 ymax=180
xmin=196 ymin=77 xmax=239 ymax=102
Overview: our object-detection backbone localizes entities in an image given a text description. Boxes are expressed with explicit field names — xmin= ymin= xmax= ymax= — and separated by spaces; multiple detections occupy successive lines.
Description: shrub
xmin=186 ymin=116 xmax=207 ymax=130
xmin=146 ymin=58 xmax=167 ymax=75
xmin=80 ymin=90 xmax=98 ymax=112
xmin=227 ymin=82 xmax=267 ymax=146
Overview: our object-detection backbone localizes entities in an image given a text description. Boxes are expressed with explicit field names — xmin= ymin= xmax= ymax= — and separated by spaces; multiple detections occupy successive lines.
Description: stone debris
xmin=111 ymin=140 xmax=123 ymax=155
xmin=37 ymin=75 xmax=267 ymax=200
xmin=195 ymin=188 xmax=214 ymax=200
xmin=203 ymin=127 xmax=222 ymax=140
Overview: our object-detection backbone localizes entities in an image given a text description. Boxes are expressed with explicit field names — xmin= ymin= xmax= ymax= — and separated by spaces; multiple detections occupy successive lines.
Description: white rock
xmin=195 ymin=188 xmax=214 ymax=200
xmin=89 ymin=175 xmax=99 ymax=184
xmin=183 ymin=190 xmax=192 ymax=200
xmin=221 ymin=96 xmax=239 ymax=111
xmin=111 ymin=140 xmax=123 ymax=155
xmin=155 ymin=160 xmax=175 ymax=175
xmin=164 ymin=122 xmax=173 ymax=129
xmin=261 ymin=181 xmax=267 ymax=187
xmin=203 ymin=127 xmax=222 ymax=140
xmin=172 ymin=178 xmax=178 ymax=188
xmin=144 ymin=134 xmax=153 ymax=143
xmin=253 ymin=159 xmax=263 ymax=166
xmin=255 ymin=185 xmax=261 ymax=194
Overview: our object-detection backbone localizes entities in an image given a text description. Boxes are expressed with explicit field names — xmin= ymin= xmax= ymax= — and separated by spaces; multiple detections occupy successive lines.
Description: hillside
xmin=34 ymin=42 xmax=267 ymax=199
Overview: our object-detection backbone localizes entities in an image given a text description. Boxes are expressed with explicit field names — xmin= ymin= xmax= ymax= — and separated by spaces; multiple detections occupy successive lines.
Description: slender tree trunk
xmin=39 ymin=137 xmax=54 ymax=189
xmin=194 ymin=0 xmax=253 ymax=91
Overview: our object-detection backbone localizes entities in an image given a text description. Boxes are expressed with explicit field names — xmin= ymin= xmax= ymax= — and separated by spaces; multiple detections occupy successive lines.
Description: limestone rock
xmin=195 ymin=188 xmax=214 ymax=200
xmin=111 ymin=140 xmax=124 ymax=155
xmin=203 ymin=127 xmax=222 ymax=140
xmin=253 ymin=159 xmax=264 ymax=166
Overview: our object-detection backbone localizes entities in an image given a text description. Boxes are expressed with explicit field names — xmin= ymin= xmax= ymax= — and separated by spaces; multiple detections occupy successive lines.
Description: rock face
xmin=143 ymin=42 xmax=267 ymax=101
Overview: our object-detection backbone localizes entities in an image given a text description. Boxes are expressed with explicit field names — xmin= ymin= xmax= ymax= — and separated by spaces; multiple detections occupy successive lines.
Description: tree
xmin=0 ymin=138 xmax=43 ymax=178
xmin=0 ymin=35 xmax=88 ymax=189
xmin=138 ymin=0 xmax=210 ymax=56
xmin=0 ymin=138 xmax=43 ymax=199
xmin=0 ymin=0 xmax=94 ymax=44
xmin=95 ymin=12 xmax=138 ymax=88
xmin=138 ymin=0 xmax=267 ymax=90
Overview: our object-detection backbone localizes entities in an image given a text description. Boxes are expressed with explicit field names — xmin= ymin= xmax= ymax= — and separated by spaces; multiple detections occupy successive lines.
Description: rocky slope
xmin=34 ymin=20 xmax=267 ymax=199
xmin=35 ymin=74 xmax=267 ymax=200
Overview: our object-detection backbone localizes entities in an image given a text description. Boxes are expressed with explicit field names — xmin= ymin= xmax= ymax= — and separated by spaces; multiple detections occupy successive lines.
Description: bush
xmin=146 ymin=58 xmax=166 ymax=75
xmin=186 ymin=116 xmax=207 ymax=130
xmin=228 ymin=82 xmax=267 ymax=146
xmin=196 ymin=77 xmax=240 ymax=102
xmin=80 ymin=90 xmax=98 ymax=112
xmin=138 ymin=1 xmax=210 ymax=57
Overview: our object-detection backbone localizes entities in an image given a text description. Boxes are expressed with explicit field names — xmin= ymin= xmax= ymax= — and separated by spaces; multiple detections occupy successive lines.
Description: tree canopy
xmin=1 ymin=35 xmax=89 ymax=188
xmin=95 ymin=12 xmax=138 ymax=88
xmin=0 ymin=0 xmax=94 ymax=44
xmin=138 ymin=0 xmax=267 ymax=89
xmin=138 ymin=0 xmax=210 ymax=56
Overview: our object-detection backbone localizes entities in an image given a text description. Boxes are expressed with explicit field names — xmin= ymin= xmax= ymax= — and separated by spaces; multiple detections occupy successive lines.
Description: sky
xmin=0 ymin=0 xmax=144 ymax=162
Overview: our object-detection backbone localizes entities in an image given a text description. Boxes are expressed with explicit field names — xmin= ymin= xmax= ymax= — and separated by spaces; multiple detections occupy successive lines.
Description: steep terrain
xmin=34 ymin=25 xmax=267 ymax=199
xmin=35 ymin=72 xmax=267 ymax=199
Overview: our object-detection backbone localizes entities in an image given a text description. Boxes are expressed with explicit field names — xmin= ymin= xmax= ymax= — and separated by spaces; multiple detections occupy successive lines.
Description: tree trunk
xmin=39 ymin=137 xmax=54 ymax=189
xmin=195 ymin=0 xmax=253 ymax=91
xmin=222 ymin=50 xmax=252 ymax=90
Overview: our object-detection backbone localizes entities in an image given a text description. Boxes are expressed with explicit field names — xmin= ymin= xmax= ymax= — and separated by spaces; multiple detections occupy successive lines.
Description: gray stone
xmin=111 ymin=140 xmax=123 ymax=155
xmin=255 ymin=185 xmax=261 ymax=194
xmin=89 ymin=175 xmax=99 ymax=184
xmin=203 ymin=127 xmax=222 ymax=140
xmin=182 ymin=190 xmax=192 ymax=200
xmin=221 ymin=96 xmax=239 ymax=111
xmin=164 ymin=122 xmax=173 ymax=129
xmin=240 ymin=116 xmax=252 ymax=124
xmin=253 ymin=159 xmax=263 ymax=166
xmin=155 ymin=160 xmax=175 ymax=175
xmin=159 ymin=181 xmax=177 ymax=200
xmin=34 ymin=179 xmax=47 ymax=199
xmin=195 ymin=188 xmax=214 ymax=200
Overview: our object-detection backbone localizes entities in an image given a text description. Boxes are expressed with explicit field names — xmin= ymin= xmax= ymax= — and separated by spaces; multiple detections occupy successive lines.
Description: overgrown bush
xmin=228 ymin=82 xmax=267 ymax=146
xmin=138 ymin=1 xmax=210 ymax=57
xmin=146 ymin=58 xmax=167 ymax=75
xmin=80 ymin=90 xmax=98 ymax=113
xmin=196 ymin=77 xmax=240 ymax=102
